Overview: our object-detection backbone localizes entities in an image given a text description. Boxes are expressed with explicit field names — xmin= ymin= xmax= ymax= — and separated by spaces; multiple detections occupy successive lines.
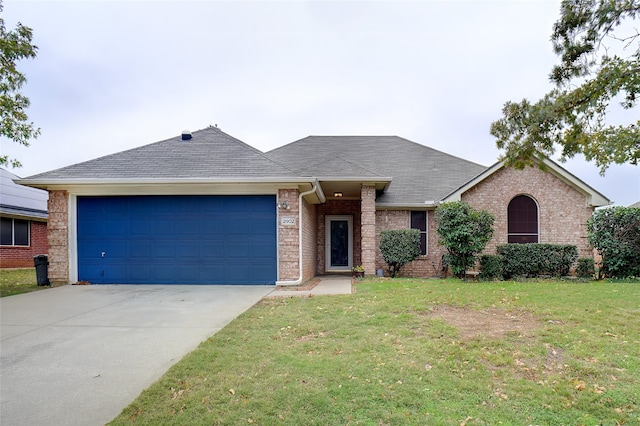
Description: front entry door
xmin=325 ymin=215 xmax=353 ymax=272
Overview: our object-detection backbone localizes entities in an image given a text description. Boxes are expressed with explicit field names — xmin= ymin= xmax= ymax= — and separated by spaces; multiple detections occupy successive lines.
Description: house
xmin=16 ymin=127 xmax=609 ymax=285
xmin=1 ymin=168 xmax=49 ymax=268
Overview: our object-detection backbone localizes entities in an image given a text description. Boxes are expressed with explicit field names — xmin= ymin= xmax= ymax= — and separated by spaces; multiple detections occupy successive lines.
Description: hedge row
xmin=479 ymin=244 xmax=579 ymax=279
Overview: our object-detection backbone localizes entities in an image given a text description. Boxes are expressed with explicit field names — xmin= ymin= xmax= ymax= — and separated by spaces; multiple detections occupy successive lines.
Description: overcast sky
xmin=2 ymin=0 xmax=638 ymax=206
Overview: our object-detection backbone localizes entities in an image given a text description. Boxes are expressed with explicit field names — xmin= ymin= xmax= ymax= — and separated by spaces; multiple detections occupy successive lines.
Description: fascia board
xmin=0 ymin=210 xmax=48 ymax=221
xmin=541 ymin=159 xmax=611 ymax=207
xmin=15 ymin=177 xmax=319 ymax=191
xmin=317 ymin=176 xmax=393 ymax=191
xmin=316 ymin=176 xmax=393 ymax=182
xmin=18 ymin=176 xmax=391 ymax=197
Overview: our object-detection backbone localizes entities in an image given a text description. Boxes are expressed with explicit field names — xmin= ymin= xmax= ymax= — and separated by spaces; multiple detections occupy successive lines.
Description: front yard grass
xmin=0 ymin=268 xmax=49 ymax=297
xmin=111 ymin=278 xmax=640 ymax=425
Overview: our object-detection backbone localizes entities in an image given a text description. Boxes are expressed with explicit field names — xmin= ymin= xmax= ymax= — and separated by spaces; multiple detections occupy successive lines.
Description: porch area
xmin=268 ymin=274 xmax=353 ymax=297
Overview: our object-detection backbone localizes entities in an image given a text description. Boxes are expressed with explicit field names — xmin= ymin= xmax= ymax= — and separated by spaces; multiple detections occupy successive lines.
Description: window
xmin=411 ymin=211 xmax=428 ymax=255
xmin=1 ymin=218 xmax=30 ymax=246
xmin=507 ymin=195 xmax=538 ymax=243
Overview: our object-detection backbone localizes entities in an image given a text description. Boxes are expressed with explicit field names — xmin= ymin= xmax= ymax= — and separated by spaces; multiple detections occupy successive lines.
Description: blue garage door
xmin=77 ymin=195 xmax=277 ymax=284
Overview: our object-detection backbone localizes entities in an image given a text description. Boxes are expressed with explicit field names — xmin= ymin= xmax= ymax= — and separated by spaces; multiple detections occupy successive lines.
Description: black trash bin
xmin=34 ymin=254 xmax=50 ymax=286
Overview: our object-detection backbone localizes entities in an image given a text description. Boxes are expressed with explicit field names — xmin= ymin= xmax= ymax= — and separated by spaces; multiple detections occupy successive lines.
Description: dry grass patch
xmin=425 ymin=304 xmax=539 ymax=340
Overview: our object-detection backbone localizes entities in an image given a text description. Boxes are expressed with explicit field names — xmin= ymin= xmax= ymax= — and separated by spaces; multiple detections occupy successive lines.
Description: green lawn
xmin=0 ymin=268 xmax=49 ymax=297
xmin=111 ymin=278 xmax=640 ymax=425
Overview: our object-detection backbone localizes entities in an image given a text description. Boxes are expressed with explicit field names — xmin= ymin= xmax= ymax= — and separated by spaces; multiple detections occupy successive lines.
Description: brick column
xmin=47 ymin=190 xmax=69 ymax=285
xmin=361 ymin=185 xmax=376 ymax=276
xmin=277 ymin=188 xmax=300 ymax=282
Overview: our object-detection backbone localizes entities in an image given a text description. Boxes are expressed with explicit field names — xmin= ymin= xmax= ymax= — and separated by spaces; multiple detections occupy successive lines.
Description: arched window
xmin=508 ymin=195 xmax=538 ymax=243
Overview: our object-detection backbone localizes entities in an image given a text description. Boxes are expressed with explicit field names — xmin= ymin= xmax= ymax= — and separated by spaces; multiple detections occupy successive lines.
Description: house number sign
xmin=280 ymin=216 xmax=296 ymax=226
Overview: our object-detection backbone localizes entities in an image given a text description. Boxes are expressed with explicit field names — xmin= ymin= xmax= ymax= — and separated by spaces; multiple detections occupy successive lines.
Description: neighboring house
xmin=630 ymin=201 xmax=640 ymax=208
xmin=0 ymin=168 xmax=49 ymax=268
xmin=16 ymin=127 xmax=609 ymax=285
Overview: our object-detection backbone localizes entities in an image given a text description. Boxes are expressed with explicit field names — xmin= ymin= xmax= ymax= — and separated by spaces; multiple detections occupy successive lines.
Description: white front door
xmin=325 ymin=215 xmax=353 ymax=272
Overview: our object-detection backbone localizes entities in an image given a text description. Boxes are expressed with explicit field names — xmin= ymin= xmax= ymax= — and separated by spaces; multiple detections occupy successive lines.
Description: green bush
xmin=435 ymin=202 xmax=494 ymax=278
xmin=379 ymin=229 xmax=421 ymax=278
xmin=479 ymin=255 xmax=503 ymax=280
xmin=497 ymin=244 xmax=578 ymax=279
xmin=587 ymin=206 xmax=640 ymax=279
xmin=576 ymin=257 xmax=595 ymax=279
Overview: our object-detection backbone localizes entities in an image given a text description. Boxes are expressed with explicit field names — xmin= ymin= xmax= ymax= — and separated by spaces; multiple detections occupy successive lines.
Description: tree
xmin=379 ymin=229 xmax=421 ymax=278
xmin=435 ymin=202 xmax=494 ymax=279
xmin=491 ymin=0 xmax=640 ymax=174
xmin=1 ymin=2 xmax=40 ymax=168
xmin=587 ymin=206 xmax=640 ymax=278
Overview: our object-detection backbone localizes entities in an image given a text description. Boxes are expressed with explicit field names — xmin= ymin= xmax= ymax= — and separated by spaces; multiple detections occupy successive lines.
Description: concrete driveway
xmin=0 ymin=284 xmax=273 ymax=426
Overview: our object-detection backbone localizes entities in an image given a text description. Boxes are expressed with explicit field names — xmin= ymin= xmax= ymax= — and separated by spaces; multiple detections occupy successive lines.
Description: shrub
xmin=587 ymin=206 xmax=640 ymax=279
xmin=542 ymin=244 xmax=579 ymax=276
xmin=498 ymin=244 xmax=535 ymax=278
xmin=435 ymin=202 xmax=494 ymax=278
xmin=576 ymin=258 xmax=595 ymax=279
xmin=479 ymin=255 xmax=503 ymax=280
xmin=497 ymin=244 xmax=578 ymax=279
xmin=379 ymin=229 xmax=421 ymax=278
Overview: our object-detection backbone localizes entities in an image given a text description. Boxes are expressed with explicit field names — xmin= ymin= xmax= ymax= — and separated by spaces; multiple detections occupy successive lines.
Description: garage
xmin=76 ymin=195 xmax=277 ymax=284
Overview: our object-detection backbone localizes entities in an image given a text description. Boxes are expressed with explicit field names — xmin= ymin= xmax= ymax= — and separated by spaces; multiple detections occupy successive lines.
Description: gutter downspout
xmin=276 ymin=182 xmax=319 ymax=286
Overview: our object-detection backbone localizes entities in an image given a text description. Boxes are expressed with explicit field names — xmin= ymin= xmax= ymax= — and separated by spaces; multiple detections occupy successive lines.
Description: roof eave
xmin=15 ymin=177 xmax=320 ymax=190
xmin=0 ymin=207 xmax=48 ymax=221
xmin=541 ymin=159 xmax=611 ymax=207
xmin=316 ymin=176 xmax=393 ymax=192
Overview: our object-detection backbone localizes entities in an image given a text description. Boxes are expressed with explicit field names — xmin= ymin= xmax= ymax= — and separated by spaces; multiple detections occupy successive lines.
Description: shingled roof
xmin=19 ymin=128 xmax=488 ymax=206
xmin=266 ymin=136 xmax=486 ymax=205
xmin=23 ymin=127 xmax=296 ymax=180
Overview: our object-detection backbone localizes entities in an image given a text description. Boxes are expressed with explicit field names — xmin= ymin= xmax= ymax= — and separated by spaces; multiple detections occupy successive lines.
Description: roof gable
xmin=444 ymin=159 xmax=611 ymax=207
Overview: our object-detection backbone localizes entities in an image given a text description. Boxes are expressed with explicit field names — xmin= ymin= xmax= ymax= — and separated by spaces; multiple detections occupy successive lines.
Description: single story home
xmin=1 ymin=168 xmax=49 ymax=268
xmin=17 ymin=127 xmax=609 ymax=285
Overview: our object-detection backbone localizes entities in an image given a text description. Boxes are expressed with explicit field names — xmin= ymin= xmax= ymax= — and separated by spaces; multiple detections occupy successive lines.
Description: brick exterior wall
xmin=47 ymin=190 xmax=69 ymax=285
xmin=0 ymin=220 xmax=48 ymax=268
xmin=372 ymin=166 xmax=595 ymax=277
xmin=301 ymin=198 xmax=318 ymax=281
xmin=375 ymin=210 xmax=446 ymax=278
xmin=277 ymin=189 xmax=300 ymax=281
xmin=316 ymin=199 xmax=361 ymax=273
xmin=361 ymin=185 xmax=377 ymax=275
xmin=40 ymin=188 xmax=315 ymax=285
xmin=38 ymin=165 xmax=592 ymax=284
xmin=461 ymin=166 xmax=595 ymax=258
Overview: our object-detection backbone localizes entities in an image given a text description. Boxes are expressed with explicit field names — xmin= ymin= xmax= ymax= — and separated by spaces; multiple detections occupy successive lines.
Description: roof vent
xmin=181 ymin=130 xmax=192 ymax=141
